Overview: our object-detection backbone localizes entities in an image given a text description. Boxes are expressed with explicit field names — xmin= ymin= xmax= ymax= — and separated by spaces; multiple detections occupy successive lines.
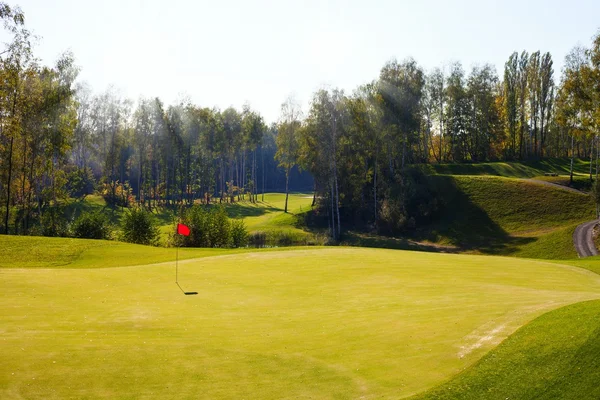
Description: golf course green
xmin=2 ymin=244 xmax=600 ymax=398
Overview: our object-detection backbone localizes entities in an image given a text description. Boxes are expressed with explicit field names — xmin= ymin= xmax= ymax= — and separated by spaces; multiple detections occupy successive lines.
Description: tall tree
xmin=504 ymin=52 xmax=519 ymax=159
xmin=275 ymin=96 xmax=301 ymax=213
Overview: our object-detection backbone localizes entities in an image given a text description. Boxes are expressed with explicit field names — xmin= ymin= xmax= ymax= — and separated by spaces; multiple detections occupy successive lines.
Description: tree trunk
xmin=570 ymin=134 xmax=575 ymax=185
xmin=330 ymin=182 xmax=336 ymax=240
xmin=373 ymin=155 xmax=377 ymax=220
xmin=4 ymin=136 xmax=14 ymax=234
xmin=284 ymin=167 xmax=290 ymax=213
xmin=595 ymin=135 xmax=600 ymax=182
xmin=261 ymin=145 xmax=265 ymax=202
xmin=590 ymin=137 xmax=594 ymax=182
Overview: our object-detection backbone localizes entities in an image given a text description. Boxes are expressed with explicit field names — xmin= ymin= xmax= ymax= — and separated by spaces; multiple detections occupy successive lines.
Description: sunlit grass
xmin=2 ymin=246 xmax=600 ymax=398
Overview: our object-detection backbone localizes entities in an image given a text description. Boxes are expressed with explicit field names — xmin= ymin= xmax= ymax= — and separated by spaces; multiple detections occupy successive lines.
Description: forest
xmin=0 ymin=2 xmax=599 ymax=240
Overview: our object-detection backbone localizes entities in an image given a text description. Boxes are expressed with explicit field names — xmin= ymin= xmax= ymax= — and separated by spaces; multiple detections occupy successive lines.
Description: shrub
xmin=101 ymin=181 xmax=134 ymax=208
xmin=230 ymin=219 xmax=248 ymax=248
xmin=120 ymin=208 xmax=160 ymax=246
xmin=208 ymin=207 xmax=231 ymax=247
xmin=177 ymin=205 xmax=247 ymax=248
xmin=41 ymin=206 xmax=70 ymax=237
xmin=178 ymin=206 xmax=210 ymax=247
xmin=72 ymin=211 xmax=112 ymax=240
xmin=249 ymin=231 xmax=267 ymax=248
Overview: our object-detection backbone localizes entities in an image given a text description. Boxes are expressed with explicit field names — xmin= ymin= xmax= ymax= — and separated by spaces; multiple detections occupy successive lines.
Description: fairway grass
xmin=2 ymin=247 xmax=600 ymax=398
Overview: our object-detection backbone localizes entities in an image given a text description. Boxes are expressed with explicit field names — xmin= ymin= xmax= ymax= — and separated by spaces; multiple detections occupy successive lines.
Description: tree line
xmin=0 ymin=2 xmax=598 ymax=240
xmin=274 ymin=33 xmax=600 ymax=239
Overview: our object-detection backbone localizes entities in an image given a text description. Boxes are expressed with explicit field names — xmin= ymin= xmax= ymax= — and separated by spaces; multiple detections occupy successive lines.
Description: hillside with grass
xmin=426 ymin=158 xmax=592 ymax=179
xmin=423 ymin=174 xmax=594 ymax=258
xmin=412 ymin=299 xmax=600 ymax=400
xmin=344 ymin=159 xmax=596 ymax=259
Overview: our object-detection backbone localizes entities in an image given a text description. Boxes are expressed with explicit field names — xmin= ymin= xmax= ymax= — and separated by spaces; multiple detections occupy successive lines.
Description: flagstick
xmin=176 ymin=242 xmax=179 ymax=284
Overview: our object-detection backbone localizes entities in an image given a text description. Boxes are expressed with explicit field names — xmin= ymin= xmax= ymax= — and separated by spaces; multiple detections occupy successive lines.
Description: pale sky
xmin=2 ymin=0 xmax=599 ymax=123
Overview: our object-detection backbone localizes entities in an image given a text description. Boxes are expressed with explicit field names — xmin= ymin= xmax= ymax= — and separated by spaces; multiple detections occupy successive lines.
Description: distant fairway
xmin=65 ymin=192 xmax=315 ymax=245
xmin=2 ymin=245 xmax=600 ymax=398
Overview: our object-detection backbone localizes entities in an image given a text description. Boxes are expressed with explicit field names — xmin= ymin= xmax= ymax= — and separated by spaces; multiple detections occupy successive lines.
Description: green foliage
xmin=120 ymin=207 xmax=160 ymax=246
xmin=249 ymin=231 xmax=267 ymax=248
xmin=377 ymin=168 xmax=442 ymax=234
xmin=101 ymin=180 xmax=134 ymax=208
xmin=177 ymin=205 xmax=246 ymax=248
xmin=40 ymin=206 xmax=70 ymax=237
xmin=66 ymin=167 xmax=96 ymax=199
xmin=230 ymin=219 xmax=249 ymax=248
xmin=71 ymin=211 xmax=112 ymax=240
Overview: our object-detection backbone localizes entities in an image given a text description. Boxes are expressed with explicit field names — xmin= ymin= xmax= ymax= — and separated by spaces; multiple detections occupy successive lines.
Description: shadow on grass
xmin=176 ymin=283 xmax=198 ymax=295
xmin=429 ymin=158 xmax=591 ymax=179
xmin=220 ymin=202 xmax=281 ymax=218
xmin=341 ymin=175 xmax=536 ymax=255
xmin=415 ymin=176 xmax=536 ymax=255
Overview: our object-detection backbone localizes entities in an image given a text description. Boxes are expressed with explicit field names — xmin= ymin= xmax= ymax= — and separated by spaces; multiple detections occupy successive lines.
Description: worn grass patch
xmin=412 ymin=299 xmax=600 ymax=400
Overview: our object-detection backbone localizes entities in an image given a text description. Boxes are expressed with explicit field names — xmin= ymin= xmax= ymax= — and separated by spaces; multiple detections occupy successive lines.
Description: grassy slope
xmin=227 ymin=192 xmax=314 ymax=242
xmin=2 ymin=246 xmax=600 ymax=398
xmin=427 ymin=157 xmax=591 ymax=178
xmin=416 ymin=175 xmax=594 ymax=259
xmin=412 ymin=299 xmax=600 ymax=400
xmin=0 ymin=235 xmax=298 ymax=269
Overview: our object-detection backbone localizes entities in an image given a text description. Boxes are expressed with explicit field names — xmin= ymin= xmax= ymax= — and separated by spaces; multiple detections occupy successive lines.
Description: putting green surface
xmin=2 ymin=247 xmax=600 ymax=398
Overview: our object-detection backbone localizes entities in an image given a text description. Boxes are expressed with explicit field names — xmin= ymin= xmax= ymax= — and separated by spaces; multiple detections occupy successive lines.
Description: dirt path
xmin=525 ymin=178 xmax=586 ymax=195
xmin=573 ymin=219 xmax=599 ymax=258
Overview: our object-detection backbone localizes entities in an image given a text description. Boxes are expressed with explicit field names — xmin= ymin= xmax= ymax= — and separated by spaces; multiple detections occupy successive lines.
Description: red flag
xmin=177 ymin=223 xmax=190 ymax=236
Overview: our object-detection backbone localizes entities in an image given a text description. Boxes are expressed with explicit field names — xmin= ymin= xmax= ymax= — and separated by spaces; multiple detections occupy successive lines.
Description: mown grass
xmin=412 ymin=299 xmax=600 ymax=400
xmin=2 ymin=245 xmax=600 ymax=398
xmin=0 ymin=235 xmax=296 ymax=269
xmin=410 ymin=175 xmax=595 ymax=258
xmin=533 ymin=174 xmax=594 ymax=192
xmin=427 ymin=157 xmax=591 ymax=178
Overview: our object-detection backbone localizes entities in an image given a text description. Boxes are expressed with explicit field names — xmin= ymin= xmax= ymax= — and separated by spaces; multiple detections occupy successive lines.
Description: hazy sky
xmin=2 ymin=0 xmax=599 ymax=122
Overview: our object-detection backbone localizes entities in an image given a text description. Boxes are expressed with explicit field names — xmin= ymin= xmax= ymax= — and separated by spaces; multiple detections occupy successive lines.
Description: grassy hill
xmin=412 ymin=299 xmax=600 ymax=400
xmin=421 ymin=175 xmax=594 ymax=258
xmin=346 ymin=172 xmax=594 ymax=259
xmin=2 ymin=242 xmax=600 ymax=398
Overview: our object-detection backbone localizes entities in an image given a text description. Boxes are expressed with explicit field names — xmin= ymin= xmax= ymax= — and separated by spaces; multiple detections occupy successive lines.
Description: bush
xmin=249 ymin=231 xmax=267 ymax=248
xmin=120 ymin=208 xmax=160 ymax=246
xmin=72 ymin=211 xmax=112 ymax=240
xmin=177 ymin=205 xmax=247 ymax=248
xmin=208 ymin=207 xmax=231 ymax=247
xmin=230 ymin=219 xmax=249 ymax=248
